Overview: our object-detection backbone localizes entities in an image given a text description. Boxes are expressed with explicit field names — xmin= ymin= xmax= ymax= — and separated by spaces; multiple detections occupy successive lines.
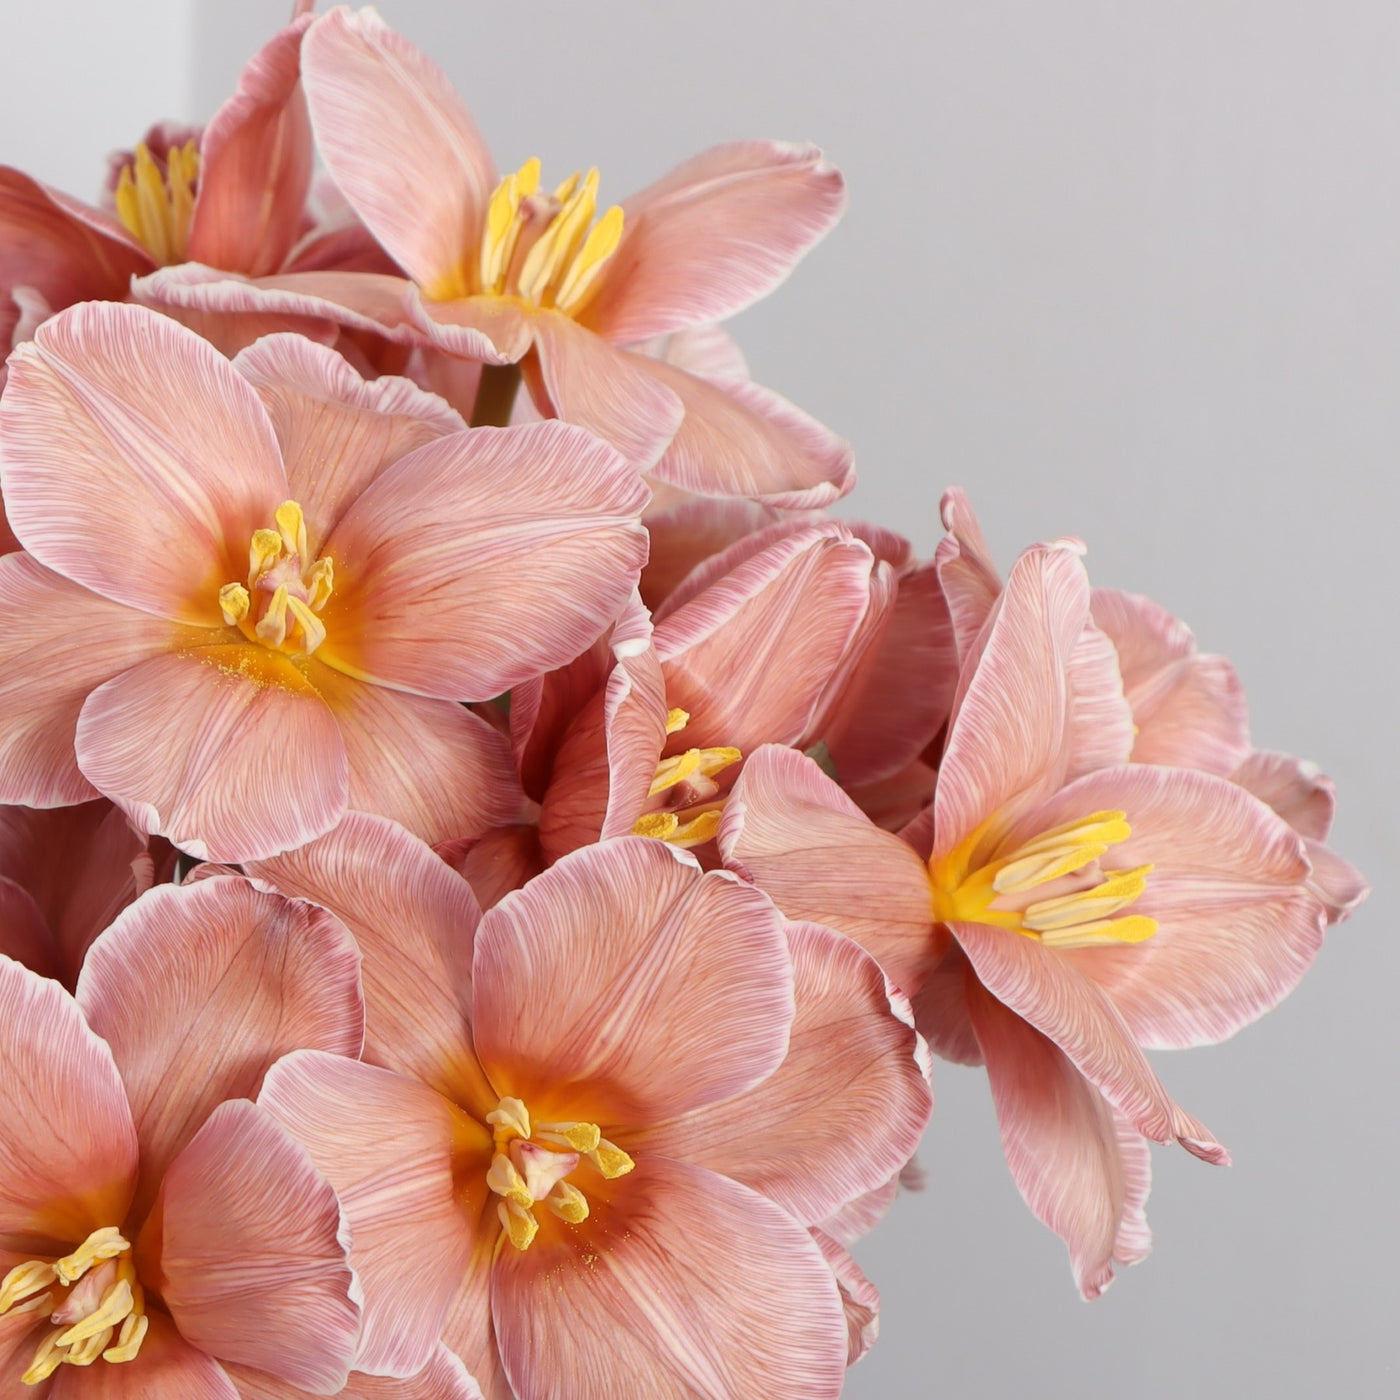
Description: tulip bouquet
xmin=0 ymin=4 xmax=1368 ymax=1398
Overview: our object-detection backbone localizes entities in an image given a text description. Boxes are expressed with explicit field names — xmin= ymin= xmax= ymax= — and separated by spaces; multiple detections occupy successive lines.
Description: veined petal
xmin=635 ymin=922 xmax=931 ymax=1225
xmin=1233 ymin=748 xmax=1336 ymax=840
xmin=583 ymin=141 xmax=845 ymax=343
xmin=473 ymin=838 xmax=794 ymax=1123
xmin=0 ymin=956 xmax=138 ymax=1242
xmin=188 ymin=16 xmax=314 ymax=277
xmin=966 ymin=980 xmax=1152 ymax=1300
xmin=817 ymin=1175 xmax=899 ymax=1248
xmin=158 ymin=1099 xmax=360 ymax=1393
xmin=810 ymin=1228 xmax=881 ymax=1366
xmin=909 ymin=943 xmax=984 ymax=1065
xmin=75 ymin=647 xmax=347 ymax=863
xmin=492 ymin=1155 xmax=847 ymax=1400
xmin=0 ymin=303 xmax=289 ymax=623
xmin=0 ymin=877 xmax=62 ymax=982
xmin=77 ymin=876 xmax=363 ymax=1204
xmin=407 ymin=289 xmax=533 ymax=365
xmin=640 ymin=497 xmax=783 ymax=613
xmin=934 ymin=486 xmax=1002 ymax=658
xmin=719 ymin=745 xmax=937 ymax=995
xmin=259 ymin=1052 xmax=479 ymax=1379
xmin=318 ymin=421 xmax=648 ymax=700
xmin=302 ymin=7 xmax=496 ymax=292
xmin=45 ymin=1311 xmax=240 ymax=1399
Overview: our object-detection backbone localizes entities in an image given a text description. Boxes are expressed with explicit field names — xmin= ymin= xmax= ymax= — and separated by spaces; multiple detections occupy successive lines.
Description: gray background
xmin=4 ymin=1 xmax=1396 ymax=1394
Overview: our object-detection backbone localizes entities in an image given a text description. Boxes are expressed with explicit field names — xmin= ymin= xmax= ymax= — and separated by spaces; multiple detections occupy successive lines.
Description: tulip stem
xmin=470 ymin=362 xmax=522 ymax=427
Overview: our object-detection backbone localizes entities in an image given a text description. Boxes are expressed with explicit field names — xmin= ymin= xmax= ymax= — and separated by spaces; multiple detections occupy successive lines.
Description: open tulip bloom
xmin=0 ymin=2 xmax=1369 ymax=1395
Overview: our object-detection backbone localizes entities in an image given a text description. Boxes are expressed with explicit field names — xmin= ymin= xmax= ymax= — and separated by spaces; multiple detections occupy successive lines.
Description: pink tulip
xmin=141 ymin=6 xmax=853 ymax=508
xmin=249 ymin=815 xmax=931 ymax=1398
xmin=721 ymin=540 xmax=1345 ymax=1297
xmin=0 ymin=873 xmax=364 ymax=1395
xmin=0 ymin=302 xmax=648 ymax=862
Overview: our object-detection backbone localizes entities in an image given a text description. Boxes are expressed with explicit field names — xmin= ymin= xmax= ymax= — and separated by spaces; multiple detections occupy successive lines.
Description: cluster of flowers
xmin=0 ymin=4 xmax=1367 ymax=1398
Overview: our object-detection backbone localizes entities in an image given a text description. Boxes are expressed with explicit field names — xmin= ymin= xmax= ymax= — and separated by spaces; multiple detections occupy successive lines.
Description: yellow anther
xmin=1022 ymin=864 xmax=1154 ymax=933
xmin=1038 ymin=913 xmax=1159 ymax=950
xmin=665 ymin=808 xmax=724 ymax=848
xmin=275 ymin=500 xmax=308 ymax=560
xmin=0 ymin=1260 xmax=57 ymax=1314
xmin=486 ymin=1096 xmax=532 ymax=1142
xmin=286 ymin=597 xmax=327 ymax=654
xmin=255 ymin=583 xmax=290 ymax=649
xmin=54 ymin=1279 xmax=134 ymax=1349
xmin=219 ymin=582 xmax=250 ymax=626
xmin=21 ymin=1330 xmax=65 ymax=1385
xmin=62 ymin=1328 xmax=115 ymax=1367
xmin=249 ymin=528 xmax=283 ymax=580
xmin=649 ymin=750 xmax=702 ymax=796
xmin=54 ymin=1228 xmax=129 ymax=1285
xmin=553 ymin=172 xmax=580 ymax=202
xmin=633 ymin=812 xmax=679 ymax=840
xmin=554 ymin=203 xmax=625 ymax=313
xmin=306 ymin=557 xmax=335 ymax=611
xmin=545 ymin=1181 xmax=590 ymax=1224
xmin=114 ymin=140 xmax=199 ymax=264
xmin=537 ymin=1120 xmax=602 ymax=1153
xmin=498 ymin=1198 xmax=539 ymax=1251
xmin=664 ymin=707 xmax=690 ymax=735
xmin=102 ymin=1311 xmax=149 ymax=1365
xmin=485 ymin=1153 xmax=534 ymax=1209
xmin=589 ymin=1138 xmax=635 ymax=1180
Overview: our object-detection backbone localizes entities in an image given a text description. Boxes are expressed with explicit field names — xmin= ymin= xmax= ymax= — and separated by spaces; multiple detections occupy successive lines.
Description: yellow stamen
xmin=1021 ymin=864 xmax=1154 ymax=932
xmin=218 ymin=582 xmax=250 ymax=626
xmin=222 ymin=500 xmax=334 ymax=658
xmin=536 ymin=1120 xmax=603 ymax=1153
xmin=498 ymin=1199 xmax=539 ymax=1251
xmin=545 ymin=1181 xmax=590 ymax=1224
xmin=664 ymin=707 xmax=690 ymax=735
xmin=21 ymin=1331 xmax=66 ymax=1386
xmin=113 ymin=140 xmax=199 ymax=264
xmin=633 ymin=812 xmax=679 ymax=840
xmin=486 ymin=1096 xmax=532 ymax=1142
xmin=554 ymin=204 xmax=625 ymax=314
xmin=0 ymin=1261 xmax=57 ymax=1313
xmin=485 ymin=1153 xmax=534 ymax=1209
xmin=275 ymin=500 xmax=308 ymax=559
xmin=589 ymin=1138 xmax=635 ymax=1180
xmin=1039 ymin=913 xmax=1159 ymax=950
xmin=54 ymin=1228 xmax=128 ymax=1285
xmin=102 ymin=1312 xmax=149 ymax=1365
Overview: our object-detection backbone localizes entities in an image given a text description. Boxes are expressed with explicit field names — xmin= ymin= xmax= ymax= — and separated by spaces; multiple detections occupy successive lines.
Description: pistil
xmin=220 ymin=500 xmax=334 ymax=657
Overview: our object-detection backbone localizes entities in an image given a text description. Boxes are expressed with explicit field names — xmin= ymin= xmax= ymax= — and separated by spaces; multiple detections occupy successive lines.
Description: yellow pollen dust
xmin=114 ymin=140 xmax=199 ymax=265
xmin=931 ymin=810 xmax=1158 ymax=951
xmin=220 ymin=500 xmax=334 ymax=658
xmin=484 ymin=1095 xmax=633 ymax=1253
xmin=0 ymin=1227 xmax=149 ymax=1384
xmin=446 ymin=156 xmax=623 ymax=314
xmin=632 ymin=710 xmax=742 ymax=849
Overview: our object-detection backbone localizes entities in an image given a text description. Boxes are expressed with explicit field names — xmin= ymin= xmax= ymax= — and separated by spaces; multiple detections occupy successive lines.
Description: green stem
xmin=470 ymin=362 xmax=523 ymax=428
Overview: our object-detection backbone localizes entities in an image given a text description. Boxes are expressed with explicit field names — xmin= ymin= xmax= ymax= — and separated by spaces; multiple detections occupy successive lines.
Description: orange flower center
xmin=114 ymin=140 xmax=199 ymax=265
xmin=484 ymin=1095 xmax=634 ymax=1251
xmin=0 ymin=1227 xmax=149 ymax=1384
xmin=219 ymin=501 xmax=334 ymax=658
xmin=632 ymin=708 xmax=742 ymax=848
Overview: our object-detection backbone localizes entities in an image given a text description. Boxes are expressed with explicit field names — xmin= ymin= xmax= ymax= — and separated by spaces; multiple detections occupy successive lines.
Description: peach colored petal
xmin=909 ymin=943 xmax=984 ymax=1065
xmin=1303 ymin=840 xmax=1370 ymax=924
xmin=639 ymin=497 xmax=782 ymax=612
xmin=817 ymin=1175 xmax=899 ymax=1248
xmin=77 ymin=875 xmax=362 ymax=1204
xmin=0 ymin=303 xmax=288 ymax=624
xmin=445 ymin=825 xmax=544 ymax=912
xmin=491 ymin=1156 xmax=847 ymax=1400
xmin=719 ymin=745 xmax=938 ymax=994
xmin=224 ymin=1352 xmax=485 ymax=1400
xmin=0 ymin=877 xmax=62 ymax=981
xmin=635 ymin=921 xmax=931 ymax=1225
xmin=260 ymin=1052 xmax=478 ymax=1379
xmin=810 ymin=1227 xmax=881 ymax=1366
xmin=1063 ymin=618 xmax=1135 ymax=779
xmin=438 ymin=1223 xmax=505 ymax=1400
xmin=407 ymin=290 xmax=533 ymax=365
xmin=1233 ymin=748 xmax=1336 ymax=840
xmin=0 ymin=956 xmax=138 ymax=1242
xmin=158 ymin=1099 xmax=359 ymax=1392
xmin=47 ymin=1312 xmax=239 ymax=1399
xmin=583 ymin=140 xmax=846 ymax=344
xmin=248 ymin=812 xmax=487 ymax=1107
xmin=473 ymin=838 xmax=793 ymax=1123
xmin=301 ymin=7 xmax=495 ymax=291
xmin=934 ymin=486 xmax=1002 ymax=656
xmin=188 ymin=16 xmax=314 ymax=277
xmin=966 ymin=980 xmax=1152 ymax=1300
xmin=75 ymin=647 xmax=347 ymax=862
xmin=525 ymin=310 xmax=683 ymax=473
xmin=318 ymin=420 xmax=647 ymax=700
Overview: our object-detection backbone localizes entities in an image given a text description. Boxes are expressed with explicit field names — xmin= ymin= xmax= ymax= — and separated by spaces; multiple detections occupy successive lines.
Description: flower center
xmin=429 ymin=157 xmax=624 ymax=314
xmin=931 ymin=809 xmax=1157 ymax=950
xmin=0 ymin=1227 xmax=148 ymax=1384
xmin=219 ymin=501 xmax=334 ymax=657
xmin=114 ymin=140 xmax=199 ymax=264
xmin=484 ymin=1095 xmax=634 ymax=1252
xmin=631 ymin=708 xmax=742 ymax=848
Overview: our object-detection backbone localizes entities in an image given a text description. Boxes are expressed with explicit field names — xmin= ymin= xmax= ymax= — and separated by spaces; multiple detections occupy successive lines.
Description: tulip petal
xmin=0 ymin=303 xmax=288 ymax=623
xmin=260 ymin=1051 xmax=479 ymax=1379
xmin=966 ymin=979 xmax=1152 ymax=1300
xmin=636 ymin=922 xmax=931 ymax=1225
xmin=77 ymin=876 xmax=363 ymax=1199
xmin=719 ymin=745 xmax=937 ymax=995
xmin=75 ymin=647 xmax=347 ymax=862
xmin=408 ymin=290 xmax=533 ymax=365
xmin=492 ymin=1155 xmax=848 ymax=1400
xmin=318 ymin=421 xmax=648 ymax=699
xmin=583 ymin=141 xmax=846 ymax=343
xmin=810 ymin=1228 xmax=881 ymax=1366
xmin=0 ymin=877 xmax=62 ymax=981
xmin=1064 ymin=619 xmax=1135 ymax=779
xmin=302 ymin=7 xmax=495 ymax=291
xmin=159 ymin=1099 xmax=359 ymax=1393
xmin=525 ymin=311 xmax=683 ymax=473
xmin=233 ymin=332 xmax=464 ymax=550
xmin=474 ymin=838 xmax=794 ymax=1123
xmin=248 ymin=812 xmax=486 ymax=1106
xmin=0 ymin=955 xmax=138 ymax=1242
xmin=46 ymin=1312 xmax=239 ymax=1399
xmin=640 ymin=497 xmax=781 ymax=613
xmin=817 ymin=1175 xmax=899 ymax=1248
xmin=188 ymin=17 xmax=314 ymax=277
xmin=1233 ymin=748 xmax=1335 ymax=840
xmin=909 ymin=943 xmax=984 ymax=1065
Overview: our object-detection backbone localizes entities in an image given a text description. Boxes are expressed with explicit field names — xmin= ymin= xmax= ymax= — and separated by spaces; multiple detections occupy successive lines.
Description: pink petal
xmin=1063 ymin=619 xmax=1135 ymax=779
xmin=318 ymin=421 xmax=647 ymax=700
xmin=646 ymin=322 xmax=751 ymax=380
xmin=640 ymin=497 xmax=782 ymax=612
xmin=447 ymin=825 xmax=544 ymax=913
xmin=0 ymin=554 xmax=187 ymax=807
xmin=1091 ymin=588 xmax=1251 ymax=776
xmin=0 ymin=303 xmax=288 ymax=623
xmin=248 ymin=811 xmax=487 ymax=1107
xmin=491 ymin=1155 xmax=847 ymax=1400
xmin=583 ymin=141 xmax=845 ymax=343
xmin=439 ymin=1232 xmax=504 ymax=1400
xmin=188 ymin=17 xmax=314 ymax=277
xmin=909 ymin=943 xmax=984 ymax=1065
xmin=934 ymin=486 xmax=1002 ymax=655
xmin=301 ymin=7 xmax=495 ymax=292
xmin=233 ymin=332 xmax=464 ymax=550
xmin=1303 ymin=839 xmax=1370 ymax=925
xmin=0 ymin=956 xmax=138 ymax=1242
xmin=0 ymin=877 xmax=63 ymax=981
xmin=966 ymin=980 xmax=1152 ymax=1300
xmin=817 ymin=1175 xmax=899 ymax=1248
xmin=810 ymin=1228 xmax=881 ymax=1366
xmin=525 ymin=311 xmax=683 ymax=473
xmin=1233 ymin=748 xmax=1336 ymax=840
xmin=225 ymin=1354 xmax=485 ymax=1400
xmin=719 ymin=745 xmax=938 ymax=995
xmin=473 ymin=838 xmax=794 ymax=1123
xmin=642 ymin=356 xmax=855 ymax=509
xmin=408 ymin=290 xmax=533 ymax=365
xmin=158 ymin=1099 xmax=359 ymax=1392
xmin=259 ymin=1051 xmax=478 ymax=1379
xmin=75 ymin=647 xmax=347 ymax=862
xmin=77 ymin=875 xmax=362 ymax=1202
xmin=636 ymin=921 xmax=931 ymax=1225
xmin=46 ymin=1312 xmax=239 ymax=1399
